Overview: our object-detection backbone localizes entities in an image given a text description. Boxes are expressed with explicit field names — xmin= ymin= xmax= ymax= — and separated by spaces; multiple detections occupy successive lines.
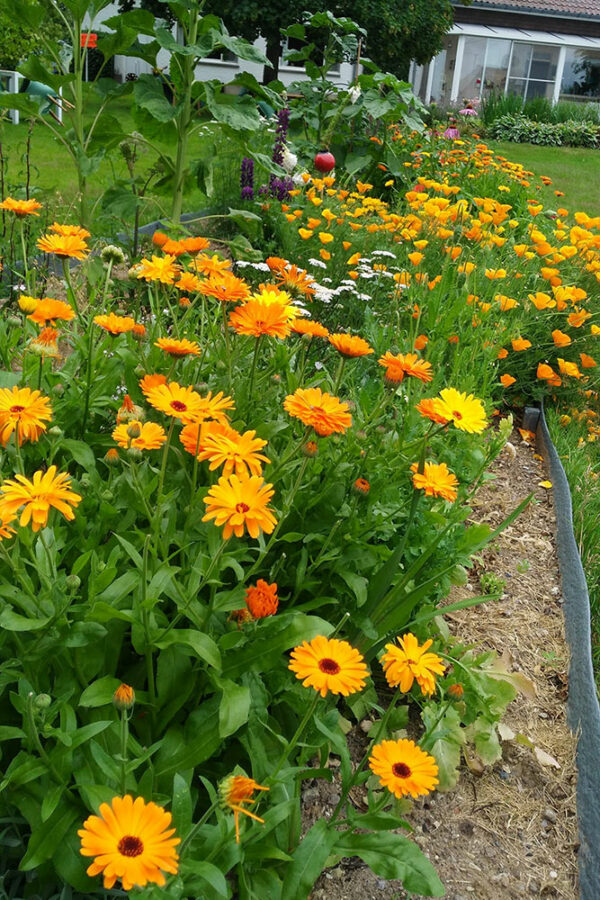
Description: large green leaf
xmin=155 ymin=696 xmax=221 ymax=777
xmin=281 ymin=819 xmax=337 ymax=900
xmin=220 ymin=614 xmax=333 ymax=679
xmin=421 ymin=702 xmax=465 ymax=791
xmin=155 ymin=629 xmax=221 ymax=671
xmin=133 ymin=74 xmax=177 ymax=123
xmin=334 ymin=831 xmax=444 ymax=896
xmin=218 ymin=680 xmax=250 ymax=738
xmin=202 ymin=82 xmax=261 ymax=131
xmin=20 ymin=803 xmax=80 ymax=871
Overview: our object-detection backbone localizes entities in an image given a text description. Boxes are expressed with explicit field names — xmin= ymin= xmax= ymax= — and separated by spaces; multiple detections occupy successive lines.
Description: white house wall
xmin=86 ymin=3 xmax=355 ymax=87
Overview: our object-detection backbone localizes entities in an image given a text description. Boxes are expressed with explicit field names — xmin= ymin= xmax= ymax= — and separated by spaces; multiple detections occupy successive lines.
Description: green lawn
xmin=487 ymin=141 xmax=600 ymax=216
xmin=0 ymin=93 xmax=213 ymax=226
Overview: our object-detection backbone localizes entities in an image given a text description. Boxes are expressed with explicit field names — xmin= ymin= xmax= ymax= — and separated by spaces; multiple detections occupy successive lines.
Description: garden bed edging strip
xmin=524 ymin=404 xmax=600 ymax=900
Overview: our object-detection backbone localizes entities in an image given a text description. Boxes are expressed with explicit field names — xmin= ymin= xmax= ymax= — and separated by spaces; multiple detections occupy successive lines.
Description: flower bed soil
xmin=305 ymin=427 xmax=578 ymax=900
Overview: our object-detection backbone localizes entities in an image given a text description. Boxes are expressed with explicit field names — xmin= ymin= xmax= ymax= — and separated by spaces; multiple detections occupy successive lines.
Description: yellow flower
xmin=0 ymin=466 xmax=81 ymax=532
xmin=381 ymin=632 xmax=445 ymax=695
xmin=0 ymin=386 xmax=52 ymax=447
xmin=112 ymin=420 xmax=167 ymax=450
xmin=411 ymin=461 xmax=458 ymax=502
xmin=37 ymin=233 xmax=89 ymax=259
xmin=136 ymin=254 xmax=179 ymax=284
xmin=434 ymin=388 xmax=487 ymax=434
xmin=198 ymin=428 xmax=269 ymax=477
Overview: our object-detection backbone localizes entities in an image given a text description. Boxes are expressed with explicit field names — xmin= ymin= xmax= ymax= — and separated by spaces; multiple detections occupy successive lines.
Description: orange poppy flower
xmin=500 ymin=374 xmax=516 ymax=387
xmin=580 ymin=353 xmax=597 ymax=368
xmin=511 ymin=337 xmax=531 ymax=352
xmin=552 ymin=330 xmax=571 ymax=347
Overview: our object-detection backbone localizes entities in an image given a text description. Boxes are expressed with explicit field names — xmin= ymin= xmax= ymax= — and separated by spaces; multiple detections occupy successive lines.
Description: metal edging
xmin=524 ymin=403 xmax=600 ymax=900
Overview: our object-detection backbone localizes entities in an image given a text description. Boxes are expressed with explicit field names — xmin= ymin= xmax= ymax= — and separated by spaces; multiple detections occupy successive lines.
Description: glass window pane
xmin=509 ymin=43 xmax=532 ymax=79
xmin=482 ymin=38 xmax=511 ymax=94
xmin=530 ymin=46 xmax=558 ymax=80
xmin=561 ymin=48 xmax=600 ymax=98
xmin=458 ymin=36 xmax=487 ymax=100
xmin=430 ymin=35 xmax=459 ymax=103
xmin=525 ymin=80 xmax=555 ymax=100
xmin=506 ymin=77 xmax=527 ymax=98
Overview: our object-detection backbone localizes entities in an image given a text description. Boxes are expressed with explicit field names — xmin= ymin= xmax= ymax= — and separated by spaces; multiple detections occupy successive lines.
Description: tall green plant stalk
xmin=171 ymin=4 xmax=200 ymax=222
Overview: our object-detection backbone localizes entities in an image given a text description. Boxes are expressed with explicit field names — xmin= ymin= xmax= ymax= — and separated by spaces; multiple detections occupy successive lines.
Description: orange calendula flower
xmin=78 ymin=795 xmax=180 ymax=891
xmin=0 ymin=197 xmax=42 ymax=216
xmin=0 ymin=466 xmax=81 ymax=532
xmin=284 ymin=387 xmax=351 ymax=437
xmin=179 ymin=420 xmax=236 ymax=457
xmin=378 ymin=352 xmax=433 ymax=384
xmin=94 ymin=313 xmax=136 ymax=335
xmin=0 ymin=511 xmax=16 ymax=541
xmin=414 ymin=334 xmax=428 ymax=351
xmin=229 ymin=299 xmax=292 ymax=339
xmin=369 ymin=739 xmax=439 ymax=799
xmin=411 ymin=461 xmax=458 ymax=502
xmin=435 ymin=388 xmax=487 ymax=434
xmin=289 ymin=635 xmax=368 ymax=697
xmin=552 ymin=329 xmax=571 ymax=348
xmin=328 ymin=333 xmax=374 ymax=358
xmin=245 ymin=580 xmax=278 ymax=618
xmin=112 ymin=420 xmax=167 ymax=450
xmin=500 ymin=374 xmax=517 ymax=388
xmin=0 ymin=386 xmax=52 ymax=447
xmin=381 ymin=632 xmax=445 ymax=695
xmin=353 ymin=477 xmax=370 ymax=496
xmin=175 ymin=272 xmax=203 ymax=293
xmin=274 ymin=264 xmax=316 ymax=299
xmin=136 ymin=254 xmax=179 ymax=284
xmin=198 ymin=428 xmax=268 ymax=477
xmin=416 ymin=398 xmax=449 ymax=426
xmin=198 ymin=272 xmax=251 ymax=303
xmin=291 ymin=319 xmax=329 ymax=338
xmin=28 ymin=298 xmax=75 ymax=326
xmin=147 ymin=382 xmax=231 ymax=425
xmin=155 ymin=337 xmax=201 ymax=357
xmin=49 ymin=222 xmax=91 ymax=239
xmin=190 ymin=254 xmax=232 ymax=277
xmin=139 ymin=373 xmax=167 ymax=397
xmin=511 ymin=337 xmax=531 ymax=352
xmin=219 ymin=775 xmax=269 ymax=844
xmin=202 ymin=472 xmax=276 ymax=540
xmin=29 ymin=327 xmax=60 ymax=359
xmin=37 ymin=233 xmax=89 ymax=259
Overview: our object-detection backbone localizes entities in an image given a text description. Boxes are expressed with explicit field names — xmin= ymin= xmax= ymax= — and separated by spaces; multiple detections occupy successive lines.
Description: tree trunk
xmin=263 ymin=36 xmax=280 ymax=84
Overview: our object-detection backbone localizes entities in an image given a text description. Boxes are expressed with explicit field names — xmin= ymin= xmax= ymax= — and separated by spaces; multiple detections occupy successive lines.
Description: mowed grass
xmin=0 ymin=92 xmax=211 ymax=225
xmin=488 ymin=141 xmax=600 ymax=216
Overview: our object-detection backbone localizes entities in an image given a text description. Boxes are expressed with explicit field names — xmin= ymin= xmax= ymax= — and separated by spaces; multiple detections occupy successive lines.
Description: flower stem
xmin=247 ymin=335 xmax=263 ymax=407
xmin=270 ymin=692 xmax=320 ymax=782
xmin=180 ymin=799 xmax=220 ymax=856
xmin=62 ymin=258 xmax=83 ymax=328
xmin=119 ymin=708 xmax=129 ymax=795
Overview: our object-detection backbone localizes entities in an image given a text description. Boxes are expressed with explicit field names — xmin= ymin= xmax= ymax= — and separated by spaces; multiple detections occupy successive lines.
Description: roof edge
xmin=452 ymin=1 xmax=600 ymax=23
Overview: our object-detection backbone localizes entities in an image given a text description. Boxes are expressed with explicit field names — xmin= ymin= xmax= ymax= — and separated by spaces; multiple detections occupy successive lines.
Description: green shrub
xmin=480 ymin=90 xmax=524 ymax=126
xmin=490 ymin=113 xmax=600 ymax=148
xmin=522 ymin=96 xmax=553 ymax=122
xmin=0 ymin=13 xmax=37 ymax=70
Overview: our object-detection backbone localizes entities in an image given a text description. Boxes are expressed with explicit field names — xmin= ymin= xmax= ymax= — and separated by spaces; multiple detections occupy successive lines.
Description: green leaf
xmin=18 ymin=56 xmax=73 ymax=93
xmin=0 ymin=726 xmax=25 ymax=741
xmin=0 ymin=609 xmax=50 ymax=631
xmin=281 ymin=819 xmax=337 ymax=900
xmin=334 ymin=831 xmax=444 ymax=896
xmin=221 ymin=614 xmax=333 ymax=679
xmin=41 ymin=784 xmax=64 ymax=823
xmin=133 ymin=74 xmax=177 ymax=122
xmin=218 ymin=680 xmax=250 ymax=738
xmin=155 ymin=629 xmax=221 ymax=671
xmin=183 ymin=860 xmax=228 ymax=898
xmin=79 ymin=675 xmax=120 ymax=708
xmin=61 ymin=438 xmax=97 ymax=472
xmin=172 ymin=773 xmax=193 ymax=837
xmin=202 ymin=82 xmax=261 ymax=131
xmin=340 ymin=571 xmax=368 ymax=607
xmin=421 ymin=703 xmax=465 ymax=791
xmin=20 ymin=803 xmax=79 ymax=871
xmin=155 ymin=696 xmax=221 ymax=777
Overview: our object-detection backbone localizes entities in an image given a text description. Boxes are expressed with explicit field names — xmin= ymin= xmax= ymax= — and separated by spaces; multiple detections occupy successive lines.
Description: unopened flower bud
xmin=53 ymin=382 xmax=64 ymax=396
xmin=101 ymin=244 xmax=125 ymax=266
xmin=271 ymin=374 xmax=282 ymax=384
xmin=353 ymin=477 xmax=370 ymax=496
xmin=448 ymin=683 xmax=464 ymax=700
xmin=104 ymin=448 xmax=120 ymax=465
xmin=66 ymin=574 xmax=81 ymax=592
xmin=127 ymin=422 xmax=142 ymax=439
xmin=8 ymin=315 xmax=21 ymax=326
xmin=302 ymin=440 xmax=318 ymax=458
xmin=34 ymin=693 xmax=52 ymax=709
xmin=80 ymin=474 xmax=91 ymax=488
xmin=113 ymin=683 xmax=135 ymax=710
xmin=127 ymin=447 xmax=142 ymax=459
xmin=48 ymin=425 xmax=63 ymax=437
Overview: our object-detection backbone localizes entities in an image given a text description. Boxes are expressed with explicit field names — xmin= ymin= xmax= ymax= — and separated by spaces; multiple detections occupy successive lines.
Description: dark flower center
xmin=392 ymin=762 xmax=412 ymax=778
xmin=318 ymin=657 xmax=341 ymax=675
xmin=171 ymin=400 xmax=187 ymax=412
xmin=9 ymin=405 xmax=25 ymax=414
xmin=117 ymin=835 xmax=144 ymax=857
xmin=235 ymin=502 xmax=250 ymax=514
xmin=452 ymin=410 xmax=463 ymax=420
